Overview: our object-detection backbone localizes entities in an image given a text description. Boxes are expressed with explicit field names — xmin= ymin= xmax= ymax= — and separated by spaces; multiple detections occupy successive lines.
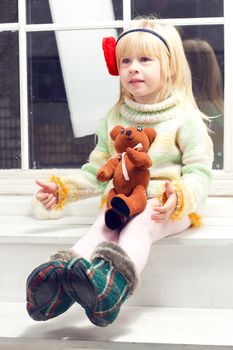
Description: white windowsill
xmin=0 ymin=169 xmax=232 ymax=196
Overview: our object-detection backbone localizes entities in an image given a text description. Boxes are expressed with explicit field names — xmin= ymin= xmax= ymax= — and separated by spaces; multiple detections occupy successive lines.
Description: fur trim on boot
xmin=91 ymin=241 xmax=139 ymax=294
xmin=49 ymin=250 xmax=79 ymax=262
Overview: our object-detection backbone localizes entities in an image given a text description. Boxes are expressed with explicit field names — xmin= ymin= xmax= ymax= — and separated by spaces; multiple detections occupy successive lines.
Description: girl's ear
xmin=102 ymin=37 xmax=119 ymax=76
xmin=143 ymin=128 xmax=157 ymax=145
xmin=110 ymin=125 xmax=123 ymax=140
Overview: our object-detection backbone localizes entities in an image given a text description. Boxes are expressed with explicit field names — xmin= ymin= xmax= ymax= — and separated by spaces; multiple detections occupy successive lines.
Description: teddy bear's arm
xmin=126 ymin=148 xmax=152 ymax=169
xmin=96 ymin=157 xmax=120 ymax=182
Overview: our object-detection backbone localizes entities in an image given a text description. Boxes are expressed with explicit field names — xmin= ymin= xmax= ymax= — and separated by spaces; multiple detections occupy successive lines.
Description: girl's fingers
xmin=35 ymin=179 xmax=50 ymax=190
xmin=164 ymin=181 xmax=175 ymax=197
xmin=153 ymin=194 xmax=177 ymax=213
xmin=35 ymin=179 xmax=57 ymax=194
xmin=153 ymin=207 xmax=166 ymax=213
xmin=151 ymin=212 xmax=166 ymax=220
xmin=151 ymin=183 xmax=177 ymax=223
xmin=36 ymin=192 xmax=49 ymax=201
xmin=151 ymin=215 xmax=166 ymax=223
xmin=40 ymin=197 xmax=52 ymax=206
xmin=44 ymin=198 xmax=57 ymax=210
xmin=49 ymin=203 xmax=57 ymax=210
xmin=40 ymin=194 xmax=55 ymax=206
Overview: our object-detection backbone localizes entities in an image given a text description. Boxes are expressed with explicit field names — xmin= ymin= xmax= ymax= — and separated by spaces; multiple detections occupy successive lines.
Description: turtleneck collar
xmin=120 ymin=94 xmax=180 ymax=124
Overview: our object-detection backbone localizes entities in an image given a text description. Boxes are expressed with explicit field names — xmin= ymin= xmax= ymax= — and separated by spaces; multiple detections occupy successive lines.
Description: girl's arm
xmin=148 ymin=111 xmax=213 ymax=225
xmin=170 ymin=113 xmax=214 ymax=221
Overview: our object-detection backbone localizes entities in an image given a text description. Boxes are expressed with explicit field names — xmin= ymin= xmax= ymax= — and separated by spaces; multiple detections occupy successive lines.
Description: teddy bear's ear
xmin=143 ymin=128 xmax=157 ymax=145
xmin=110 ymin=125 xmax=123 ymax=140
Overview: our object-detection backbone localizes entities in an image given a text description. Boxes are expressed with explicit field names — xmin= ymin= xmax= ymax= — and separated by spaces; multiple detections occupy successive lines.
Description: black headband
xmin=116 ymin=28 xmax=170 ymax=52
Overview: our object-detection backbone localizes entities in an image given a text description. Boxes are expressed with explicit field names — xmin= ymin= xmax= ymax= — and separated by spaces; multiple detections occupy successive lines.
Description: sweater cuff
xmin=49 ymin=175 xmax=68 ymax=209
xmin=170 ymin=180 xmax=185 ymax=221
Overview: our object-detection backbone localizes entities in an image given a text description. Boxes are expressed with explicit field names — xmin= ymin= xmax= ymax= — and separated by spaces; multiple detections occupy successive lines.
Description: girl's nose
xmin=129 ymin=59 xmax=139 ymax=72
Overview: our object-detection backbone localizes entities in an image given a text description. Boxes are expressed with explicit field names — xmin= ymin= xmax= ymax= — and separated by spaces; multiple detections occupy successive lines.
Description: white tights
xmin=71 ymin=198 xmax=191 ymax=274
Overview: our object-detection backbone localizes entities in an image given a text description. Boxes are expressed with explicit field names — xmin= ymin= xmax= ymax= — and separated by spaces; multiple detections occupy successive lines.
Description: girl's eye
xmin=140 ymin=57 xmax=151 ymax=62
xmin=121 ymin=58 xmax=130 ymax=64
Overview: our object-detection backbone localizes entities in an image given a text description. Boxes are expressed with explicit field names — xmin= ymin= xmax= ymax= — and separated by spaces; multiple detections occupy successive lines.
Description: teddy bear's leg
xmin=105 ymin=188 xmax=125 ymax=230
xmin=105 ymin=209 xmax=125 ymax=230
xmin=111 ymin=185 xmax=147 ymax=218
xmin=26 ymin=250 xmax=77 ymax=321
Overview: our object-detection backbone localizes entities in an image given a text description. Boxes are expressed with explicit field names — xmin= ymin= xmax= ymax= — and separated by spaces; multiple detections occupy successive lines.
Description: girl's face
xmin=119 ymin=54 xmax=161 ymax=104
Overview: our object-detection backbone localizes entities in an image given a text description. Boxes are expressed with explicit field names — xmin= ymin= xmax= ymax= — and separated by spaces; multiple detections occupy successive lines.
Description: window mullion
xmin=223 ymin=0 xmax=233 ymax=171
xmin=25 ymin=21 xmax=125 ymax=32
xmin=154 ymin=17 xmax=224 ymax=26
xmin=18 ymin=0 xmax=29 ymax=170
xmin=123 ymin=0 xmax=131 ymax=23
xmin=0 ymin=23 xmax=19 ymax=31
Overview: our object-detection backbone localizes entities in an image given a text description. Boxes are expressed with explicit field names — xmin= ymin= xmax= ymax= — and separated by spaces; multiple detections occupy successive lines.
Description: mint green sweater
xmin=57 ymin=94 xmax=213 ymax=222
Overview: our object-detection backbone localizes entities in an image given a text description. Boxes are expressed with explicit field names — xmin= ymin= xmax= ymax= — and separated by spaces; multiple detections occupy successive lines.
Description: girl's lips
xmin=129 ymin=79 xmax=144 ymax=84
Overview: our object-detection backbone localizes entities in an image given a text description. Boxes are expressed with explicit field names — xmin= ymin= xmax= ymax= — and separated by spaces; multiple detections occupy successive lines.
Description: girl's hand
xmin=35 ymin=179 xmax=58 ymax=210
xmin=151 ymin=181 xmax=177 ymax=223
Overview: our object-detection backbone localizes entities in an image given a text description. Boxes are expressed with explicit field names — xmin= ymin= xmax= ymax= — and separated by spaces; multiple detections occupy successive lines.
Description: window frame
xmin=0 ymin=0 xmax=232 ymax=196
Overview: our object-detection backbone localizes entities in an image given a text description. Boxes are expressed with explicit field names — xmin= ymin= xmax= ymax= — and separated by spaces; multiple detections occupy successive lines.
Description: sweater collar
xmin=120 ymin=94 xmax=180 ymax=124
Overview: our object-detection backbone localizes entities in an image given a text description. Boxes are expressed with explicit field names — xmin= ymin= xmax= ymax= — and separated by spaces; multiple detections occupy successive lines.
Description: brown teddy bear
xmin=96 ymin=125 xmax=156 ymax=230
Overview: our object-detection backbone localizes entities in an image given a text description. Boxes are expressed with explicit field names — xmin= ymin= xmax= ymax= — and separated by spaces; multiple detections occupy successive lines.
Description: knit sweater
xmin=52 ymin=93 xmax=213 ymax=225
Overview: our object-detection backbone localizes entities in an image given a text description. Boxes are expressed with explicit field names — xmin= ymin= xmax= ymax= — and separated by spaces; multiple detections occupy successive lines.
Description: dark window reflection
xmin=28 ymin=31 xmax=95 ymax=169
xmin=131 ymin=0 xmax=223 ymax=19
xmin=0 ymin=0 xmax=18 ymax=23
xmin=27 ymin=0 xmax=123 ymax=24
xmin=0 ymin=32 xmax=20 ymax=169
xmin=181 ymin=25 xmax=224 ymax=169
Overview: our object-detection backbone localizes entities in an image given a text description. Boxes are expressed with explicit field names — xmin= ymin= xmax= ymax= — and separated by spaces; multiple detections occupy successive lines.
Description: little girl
xmin=26 ymin=18 xmax=213 ymax=327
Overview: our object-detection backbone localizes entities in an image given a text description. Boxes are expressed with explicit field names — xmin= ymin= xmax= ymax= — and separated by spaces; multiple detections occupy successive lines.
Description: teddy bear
xmin=96 ymin=125 xmax=156 ymax=230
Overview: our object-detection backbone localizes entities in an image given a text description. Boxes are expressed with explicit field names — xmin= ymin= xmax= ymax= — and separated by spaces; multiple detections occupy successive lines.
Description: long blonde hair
xmin=111 ymin=18 xmax=197 ymax=117
xmin=183 ymin=38 xmax=224 ymax=115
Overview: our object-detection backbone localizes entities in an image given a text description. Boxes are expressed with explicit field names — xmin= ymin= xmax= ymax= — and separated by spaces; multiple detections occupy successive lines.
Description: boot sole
xmin=26 ymin=261 xmax=74 ymax=321
xmin=64 ymin=259 xmax=113 ymax=327
xmin=64 ymin=259 xmax=98 ymax=310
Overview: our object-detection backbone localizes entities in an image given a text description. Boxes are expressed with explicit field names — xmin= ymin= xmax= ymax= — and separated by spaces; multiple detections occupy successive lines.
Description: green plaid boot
xmin=26 ymin=250 xmax=76 ymax=321
xmin=63 ymin=241 xmax=139 ymax=327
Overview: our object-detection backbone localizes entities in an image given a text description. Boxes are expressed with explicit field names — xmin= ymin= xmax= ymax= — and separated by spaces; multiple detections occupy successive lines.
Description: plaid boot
xmin=63 ymin=242 xmax=139 ymax=327
xmin=26 ymin=250 xmax=76 ymax=321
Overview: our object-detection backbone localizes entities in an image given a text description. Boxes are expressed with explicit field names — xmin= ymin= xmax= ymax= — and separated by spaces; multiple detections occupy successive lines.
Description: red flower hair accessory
xmin=102 ymin=37 xmax=119 ymax=76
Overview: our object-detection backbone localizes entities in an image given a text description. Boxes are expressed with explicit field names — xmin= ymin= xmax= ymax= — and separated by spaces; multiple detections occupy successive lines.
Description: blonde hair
xmin=183 ymin=38 xmax=224 ymax=115
xmin=111 ymin=17 xmax=196 ymax=117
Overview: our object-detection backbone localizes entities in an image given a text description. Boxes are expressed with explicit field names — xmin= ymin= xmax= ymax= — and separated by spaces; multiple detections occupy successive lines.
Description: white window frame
xmin=0 ymin=0 xmax=232 ymax=197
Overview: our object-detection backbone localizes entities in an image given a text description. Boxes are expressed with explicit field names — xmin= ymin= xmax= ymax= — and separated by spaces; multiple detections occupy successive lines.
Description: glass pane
xmin=0 ymin=0 xmax=18 ymax=23
xmin=27 ymin=0 xmax=123 ymax=24
xmin=181 ymin=25 xmax=224 ymax=169
xmin=28 ymin=29 xmax=120 ymax=168
xmin=131 ymin=0 xmax=223 ymax=19
xmin=0 ymin=32 xmax=20 ymax=169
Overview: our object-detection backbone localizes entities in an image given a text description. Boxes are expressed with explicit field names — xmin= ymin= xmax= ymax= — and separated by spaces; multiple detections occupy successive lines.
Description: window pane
xmin=181 ymin=25 xmax=224 ymax=169
xmin=0 ymin=32 xmax=20 ymax=169
xmin=28 ymin=29 xmax=120 ymax=169
xmin=0 ymin=0 xmax=18 ymax=23
xmin=27 ymin=0 xmax=123 ymax=24
xmin=131 ymin=0 xmax=223 ymax=19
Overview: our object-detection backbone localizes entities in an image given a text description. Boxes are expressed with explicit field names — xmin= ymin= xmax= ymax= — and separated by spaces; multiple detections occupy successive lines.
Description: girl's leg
xmin=30 ymin=199 xmax=190 ymax=325
xmin=26 ymin=207 xmax=118 ymax=321
xmin=71 ymin=207 xmax=119 ymax=261
xmin=64 ymin=198 xmax=190 ymax=326
xmin=118 ymin=198 xmax=191 ymax=273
